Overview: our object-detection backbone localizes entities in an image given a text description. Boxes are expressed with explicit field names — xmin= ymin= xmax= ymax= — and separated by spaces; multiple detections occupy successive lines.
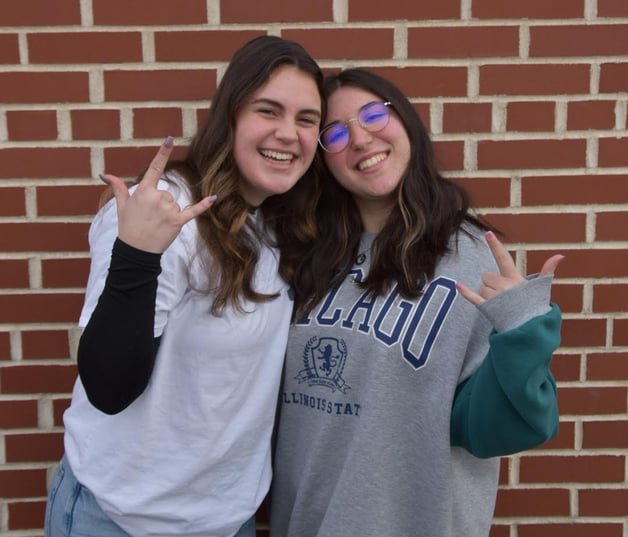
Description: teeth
xmin=358 ymin=152 xmax=386 ymax=170
xmin=260 ymin=149 xmax=294 ymax=162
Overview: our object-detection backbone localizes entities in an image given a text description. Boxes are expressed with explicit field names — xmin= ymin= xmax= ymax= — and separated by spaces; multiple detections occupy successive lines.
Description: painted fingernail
xmin=164 ymin=136 xmax=174 ymax=148
xmin=98 ymin=173 xmax=110 ymax=185
xmin=486 ymin=231 xmax=495 ymax=240
xmin=208 ymin=195 xmax=217 ymax=203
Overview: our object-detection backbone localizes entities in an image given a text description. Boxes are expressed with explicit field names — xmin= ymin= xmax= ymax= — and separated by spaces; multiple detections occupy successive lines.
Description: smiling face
xmin=232 ymin=65 xmax=322 ymax=206
xmin=323 ymin=86 xmax=411 ymax=230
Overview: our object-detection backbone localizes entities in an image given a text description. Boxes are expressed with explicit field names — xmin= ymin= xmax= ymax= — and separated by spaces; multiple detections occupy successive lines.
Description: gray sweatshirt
xmin=270 ymin=225 xmax=560 ymax=537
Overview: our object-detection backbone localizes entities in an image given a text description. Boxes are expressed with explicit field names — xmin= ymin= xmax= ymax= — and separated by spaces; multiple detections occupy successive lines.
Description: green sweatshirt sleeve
xmin=450 ymin=303 xmax=561 ymax=459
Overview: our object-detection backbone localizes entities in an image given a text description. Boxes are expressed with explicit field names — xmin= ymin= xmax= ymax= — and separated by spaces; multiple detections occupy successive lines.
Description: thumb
xmin=99 ymin=173 xmax=130 ymax=211
xmin=539 ymin=254 xmax=565 ymax=276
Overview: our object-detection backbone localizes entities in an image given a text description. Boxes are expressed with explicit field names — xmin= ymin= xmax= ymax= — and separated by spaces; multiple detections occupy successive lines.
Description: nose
xmin=347 ymin=120 xmax=372 ymax=148
xmin=274 ymin=118 xmax=298 ymax=142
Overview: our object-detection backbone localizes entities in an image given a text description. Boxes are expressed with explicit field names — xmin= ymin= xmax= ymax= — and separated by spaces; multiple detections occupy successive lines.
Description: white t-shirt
xmin=63 ymin=175 xmax=292 ymax=537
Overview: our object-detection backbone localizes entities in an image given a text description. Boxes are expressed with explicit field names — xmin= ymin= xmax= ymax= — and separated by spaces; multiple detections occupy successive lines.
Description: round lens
xmin=359 ymin=102 xmax=390 ymax=132
xmin=320 ymin=123 xmax=349 ymax=153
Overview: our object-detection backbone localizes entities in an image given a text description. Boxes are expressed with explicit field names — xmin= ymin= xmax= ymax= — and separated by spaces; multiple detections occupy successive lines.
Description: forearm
xmin=78 ymin=238 xmax=162 ymax=415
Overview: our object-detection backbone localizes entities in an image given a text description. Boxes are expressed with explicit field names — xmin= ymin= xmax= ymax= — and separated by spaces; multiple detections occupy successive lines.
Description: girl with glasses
xmin=44 ymin=36 xmax=324 ymax=537
xmin=270 ymin=68 xmax=564 ymax=537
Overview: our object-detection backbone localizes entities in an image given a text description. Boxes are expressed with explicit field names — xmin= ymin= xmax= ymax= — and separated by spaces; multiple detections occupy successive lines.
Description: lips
xmin=357 ymin=151 xmax=388 ymax=171
xmin=259 ymin=149 xmax=295 ymax=162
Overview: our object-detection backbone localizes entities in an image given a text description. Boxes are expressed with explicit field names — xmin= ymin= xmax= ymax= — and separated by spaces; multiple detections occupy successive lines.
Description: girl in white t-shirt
xmin=44 ymin=36 xmax=324 ymax=537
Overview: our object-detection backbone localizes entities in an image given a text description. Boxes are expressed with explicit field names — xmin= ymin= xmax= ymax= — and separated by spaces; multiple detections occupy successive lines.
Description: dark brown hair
xmin=293 ymin=68 xmax=491 ymax=319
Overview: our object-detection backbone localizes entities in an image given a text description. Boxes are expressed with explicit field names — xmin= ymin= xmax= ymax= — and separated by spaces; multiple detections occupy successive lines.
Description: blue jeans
xmin=44 ymin=456 xmax=256 ymax=537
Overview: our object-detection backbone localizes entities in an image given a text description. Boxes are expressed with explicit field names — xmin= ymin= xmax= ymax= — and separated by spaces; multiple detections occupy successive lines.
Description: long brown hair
xmin=293 ymin=68 xmax=491 ymax=319
xmin=167 ymin=36 xmax=325 ymax=314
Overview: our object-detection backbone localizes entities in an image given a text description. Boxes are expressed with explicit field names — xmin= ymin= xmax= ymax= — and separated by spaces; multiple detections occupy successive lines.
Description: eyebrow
xmin=251 ymin=97 xmax=322 ymax=118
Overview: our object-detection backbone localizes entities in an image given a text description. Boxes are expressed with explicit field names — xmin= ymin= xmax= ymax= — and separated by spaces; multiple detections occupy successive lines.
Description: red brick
xmin=0 ymin=34 xmax=20 ymax=63
xmin=529 ymin=249 xmax=628 ymax=278
xmin=558 ymin=387 xmax=627 ymax=415
xmin=5 ymin=432 xmax=65 ymax=462
xmin=0 ymin=148 xmax=91 ymax=179
xmin=612 ymin=319 xmax=628 ymax=346
xmin=582 ymin=421 xmax=628 ymax=449
xmin=522 ymin=174 xmax=628 ymax=206
xmin=519 ymin=523 xmax=623 ymax=537
xmin=349 ymin=0 xmax=460 ymax=20
xmin=156 ymin=30 xmax=264 ymax=62
xmin=0 ymin=72 xmax=89 ymax=104
xmin=507 ymin=102 xmax=555 ymax=132
xmin=0 ymin=400 xmax=38 ymax=428
xmin=530 ymin=25 xmax=628 ymax=56
xmin=2 ymin=0 xmax=80 ymax=25
xmin=0 ymin=223 xmax=89 ymax=252
xmin=540 ymin=419 xmax=575 ymax=450
xmin=433 ymin=141 xmax=464 ymax=172
xmin=7 ymin=500 xmax=46 ymax=531
xmin=599 ymin=0 xmax=628 ymax=16
xmin=593 ymin=283 xmax=628 ymax=312
xmin=0 ymin=187 xmax=26 ymax=216
xmin=133 ymin=108 xmax=184 ymax=139
xmin=520 ymin=455 xmax=625 ymax=484
xmin=551 ymin=353 xmax=581 ymax=382
xmin=472 ymin=0 xmax=584 ymax=18
xmin=442 ymin=103 xmax=492 ymax=133
xmin=0 ymin=260 xmax=30 ymax=288
xmin=104 ymin=69 xmax=216 ymax=102
xmin=477 ymin=139 xmax=586 ymax=170
xmin=567 ymin=100 xmax=617 ymax=131
xmin=37 ymin=185 xmax=103 ymax=216
xmin=481 ymin=213 xmax=585 ymax=243
xmin=452 ymin=177 xmax=511 ymax=208
xmin=53 ymin=398 xmax=72 ymax=426
xmin=494 ymin=488 xmax=570 ymax=517
xmin=599 ymin=137 xmax=628 ymax=167
xmin=71 ymin=109 xmax=121 ymax=140
xmin=222 ymin=0 xmax=332 ymax=23
xmin=41 ymin=258 xmax=91 ymax=289
xmin=412 ymin=103 xmax=431 ymax=130
xmin=21 ymin=330 xmax=71 ymax=360
xmin=409 ymin=26 xmax=518 ymax=59
xmin=0 ymin=294 xmax=84 ymax=324
xmin=0 ymin=332 xmax=10 ymax=360
xmin=488 ymin=525 xmax=511 ymax=537
xmin=0 ymin=364 xmax=77 ymax=394
xmin=480 ymin=65 xmax=590 ymax=96
xmin=370 ymin=66 xmax=468 ymax=98
xmin=579 ymin=489 xmax=628 ymax=517
xmin=6 ymin=110 xmax=57 ymax=141
xmin=93 ymin=0 xmax=207 ymax=24
xmin=104 ymin=144 xmax=188 ymax=177
xmin=283 ymin=28 xmax=394 ymax=60
xmin=587 ymin=352 xmax=628 ymax=381
xmin=600 ymin=63 xmax=628 ymax=93
xmin=28 ymin=32 xmax=143 ymax=63
xmin=0 ymin=468 xmax=47 ymax=497
xmin=550 ymin=284 xmax=584 ymax=314
xmin=560 ymin=318 xmax=607 ymax=347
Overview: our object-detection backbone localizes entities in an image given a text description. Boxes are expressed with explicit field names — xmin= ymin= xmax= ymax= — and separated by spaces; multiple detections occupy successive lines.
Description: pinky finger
xmin=456 ymin=281 xmax=485 ymax=306
xmin=179 ymin=194 xmax=217 ymax=224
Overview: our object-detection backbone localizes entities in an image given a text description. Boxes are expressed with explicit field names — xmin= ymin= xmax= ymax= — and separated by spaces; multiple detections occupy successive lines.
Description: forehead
xmin=250 ymin=64 xmax=321 ymax=109
xmin=326 ymin=86 xmax=381 ymax=120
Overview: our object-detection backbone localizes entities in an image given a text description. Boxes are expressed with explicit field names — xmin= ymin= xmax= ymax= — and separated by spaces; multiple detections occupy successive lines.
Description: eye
xmin=322 ymin=124 xmax=348 ymax=146
xmin=297 ymin=115 xmax=320 ymax=127
xmin=360 ymin=102 xmax=388 ymax=126
xmin=257 ymin=107 xmax=278 ymax=117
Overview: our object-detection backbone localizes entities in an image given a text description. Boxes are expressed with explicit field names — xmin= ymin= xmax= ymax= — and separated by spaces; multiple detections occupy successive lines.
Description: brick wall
xmin=0 ymin=1 xmax=627 ymax=536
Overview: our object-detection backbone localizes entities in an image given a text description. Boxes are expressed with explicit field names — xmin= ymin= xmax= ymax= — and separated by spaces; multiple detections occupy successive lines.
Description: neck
xmin=355 ymin=198 xmax=394 ymax=233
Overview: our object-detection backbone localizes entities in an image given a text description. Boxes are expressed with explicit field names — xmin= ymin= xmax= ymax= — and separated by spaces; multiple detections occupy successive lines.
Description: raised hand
xmin=99 ymin=137 xmax=216 ymax=254
xmin=456 ymin=231 xmax=564 ymax=306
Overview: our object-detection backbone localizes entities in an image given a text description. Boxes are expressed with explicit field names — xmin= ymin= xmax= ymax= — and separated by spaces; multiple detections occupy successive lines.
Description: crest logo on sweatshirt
xmin=295 ymin=336 xmax=351 ymax=393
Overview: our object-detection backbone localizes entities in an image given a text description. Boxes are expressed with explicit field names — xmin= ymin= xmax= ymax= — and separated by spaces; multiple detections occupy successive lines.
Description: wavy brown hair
xmin=162 ymin=36 xmax=325 ymax=314
xmin=293 ymin=68 xmax=492 ymax=319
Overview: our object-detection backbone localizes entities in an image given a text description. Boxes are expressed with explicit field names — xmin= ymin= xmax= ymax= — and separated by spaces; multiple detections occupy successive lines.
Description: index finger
xmin=485 ymin=231 xmax=518 ymax=278
xmin=139 ymin=136 xmax=174 ymax=189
